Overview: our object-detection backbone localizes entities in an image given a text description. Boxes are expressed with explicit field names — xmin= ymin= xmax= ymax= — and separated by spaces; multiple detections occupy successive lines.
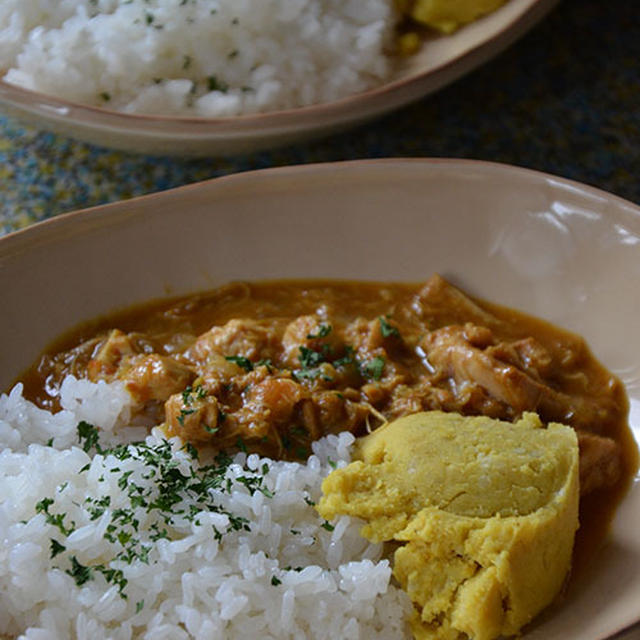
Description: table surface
xmin=1 ymin=0 xmax=638 ymax=235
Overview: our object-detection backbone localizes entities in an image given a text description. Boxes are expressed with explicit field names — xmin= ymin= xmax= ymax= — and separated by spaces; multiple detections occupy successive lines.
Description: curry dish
xmin=21 ymin=275 xmax=637 ymax=558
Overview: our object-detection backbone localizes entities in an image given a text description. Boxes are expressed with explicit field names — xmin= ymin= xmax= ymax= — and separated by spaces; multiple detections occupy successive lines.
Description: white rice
xmin=0 ymin=0 xmax=398 ymax=116
xmin=0 ymin=377 xmax=411 ymax=639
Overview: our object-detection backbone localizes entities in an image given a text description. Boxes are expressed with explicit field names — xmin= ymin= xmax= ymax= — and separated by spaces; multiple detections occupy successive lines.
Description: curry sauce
xmin=18 ymin=275 xmax=638 ymax=572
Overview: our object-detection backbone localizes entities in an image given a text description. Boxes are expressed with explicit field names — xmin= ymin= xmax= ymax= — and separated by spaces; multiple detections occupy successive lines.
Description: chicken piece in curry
xmin=24 ymin=275 xmax=635 ymax=513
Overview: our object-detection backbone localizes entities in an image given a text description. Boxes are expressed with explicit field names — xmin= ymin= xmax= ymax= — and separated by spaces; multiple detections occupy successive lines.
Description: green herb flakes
xmin=49 ymin=539 xmax=66 ymax=559
xmin=362 ymin=356 xmax=385 ymax=381
xmin=77 ymin=421 xmax=102 ymax=453
xmin=207 ymin=75 xmax=229 ymax=93
xmin=306 ymin=324 xmax=332 ymax=339
xmin=66 ymin=556 xmax=93 ymax=586
xmin=225 ymin=355 xmax=253 ymax=371
xmin=31 ymin=426 xmax=284 ymax=599
xmin=379 ymin=316 xmax=400 ymax=338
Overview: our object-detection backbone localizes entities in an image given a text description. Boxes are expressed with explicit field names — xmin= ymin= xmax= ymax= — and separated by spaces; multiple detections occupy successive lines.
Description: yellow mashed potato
xmin=318 ymin=412 xmax=580 ymax=640
xmin=399 ymin=0 xmax=508 ymax=34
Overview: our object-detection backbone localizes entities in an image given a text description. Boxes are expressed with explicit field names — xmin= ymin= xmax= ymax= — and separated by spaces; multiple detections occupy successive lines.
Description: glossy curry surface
xmin=20 ymin=275 xmax=638 ymax=568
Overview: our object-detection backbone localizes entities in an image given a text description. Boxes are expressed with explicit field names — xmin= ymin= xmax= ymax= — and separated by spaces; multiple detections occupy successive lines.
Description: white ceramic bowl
xmin=1 ymin=159 xmax=638 ymax=638
xmin=0 ymin=0 xmax=558 ymax=156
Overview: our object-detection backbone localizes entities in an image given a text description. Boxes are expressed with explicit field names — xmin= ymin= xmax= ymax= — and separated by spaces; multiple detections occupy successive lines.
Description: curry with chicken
xmin=21 ymin=275 xmax=637 ymax=563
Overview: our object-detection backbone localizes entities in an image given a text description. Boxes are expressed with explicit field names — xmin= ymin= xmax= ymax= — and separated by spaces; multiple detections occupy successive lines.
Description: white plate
xmin=0 ymin=158 xmax=638 ymax=638
xmin=0 ymin=0 xmax=558 ymax=156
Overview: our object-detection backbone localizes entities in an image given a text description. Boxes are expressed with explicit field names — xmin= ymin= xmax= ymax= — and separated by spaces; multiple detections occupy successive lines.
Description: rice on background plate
xmin=0 ymin=0 xmax=397 ymax=117
xmin=0 ymin=376 xmax=411 ymax=639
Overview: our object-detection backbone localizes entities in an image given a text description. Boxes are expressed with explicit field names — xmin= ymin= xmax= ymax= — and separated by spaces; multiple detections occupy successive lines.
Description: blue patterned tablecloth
xmin=1 ymin=0 xmax=638 ymax=234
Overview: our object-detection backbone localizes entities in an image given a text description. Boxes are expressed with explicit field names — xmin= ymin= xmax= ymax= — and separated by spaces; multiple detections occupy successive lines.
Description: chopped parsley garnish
xmin=176 ymin=407 xmax=195 ymax=425
xmin=293 ymin=344 xmax=334 ymax=382
xmin=35 ymin=497 xmax=75 ymax=536
xmin=78 ymin=420 xmax=103 ymax=454
xmin=255 ymin=358 xmax=274 ymax=372
xmin=182 ymin=384 xmax=207 ymax=405
xmin=50 ymin=539 xmax=66 ymax=558
xmin=362 ymin=356 xmax=385 ymax=381
xmin=176 ymin=386 xmax=209 ymax=425
xmin=298 ymin=346 xmax=326 ymax=369
xmin=271 ymin=575 xmax=282 ymax=586
xmin=86 ymin=495 xmax=111 ymax=520
xmin=333 ymin=345 xmax=357 ymax=369
xmin=235 ymin=474 xmax=274 ymax=498
xmin=306 ymin=324 xmax=332 ymax=339
xmin=66 ymin=556 xmax=93 ymax=586
xmin=292 ymin=368 xmax=333 ymax=382
xmin=207 ymin=75 xmax=229 ymax=93
xmin=36 ymin=497 xmax=54 ymax=512
xmin=35 ymin=423 xmax=281 ymax=599
xmin=379 ymin=316 xmax=400 ymax=338
xmin=225 ymin=355 xmax=253 ymax=371
xmin=182 ymin=442 xmax=199 ymax=460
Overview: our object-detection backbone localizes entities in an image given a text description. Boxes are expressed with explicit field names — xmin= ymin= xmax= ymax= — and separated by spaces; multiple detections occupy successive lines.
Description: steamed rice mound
xmin=0 ymin=0 xmax=398 ymax=116
xmin=0 ymin=378 xmax=411 ymax=639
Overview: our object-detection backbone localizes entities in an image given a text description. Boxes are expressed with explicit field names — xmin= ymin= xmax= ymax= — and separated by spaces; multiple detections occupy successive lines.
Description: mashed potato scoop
xmin=318 ymin=411 xmax=580 ymax=640
xmin=401 ymin=0 xmax=508 ymax=33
